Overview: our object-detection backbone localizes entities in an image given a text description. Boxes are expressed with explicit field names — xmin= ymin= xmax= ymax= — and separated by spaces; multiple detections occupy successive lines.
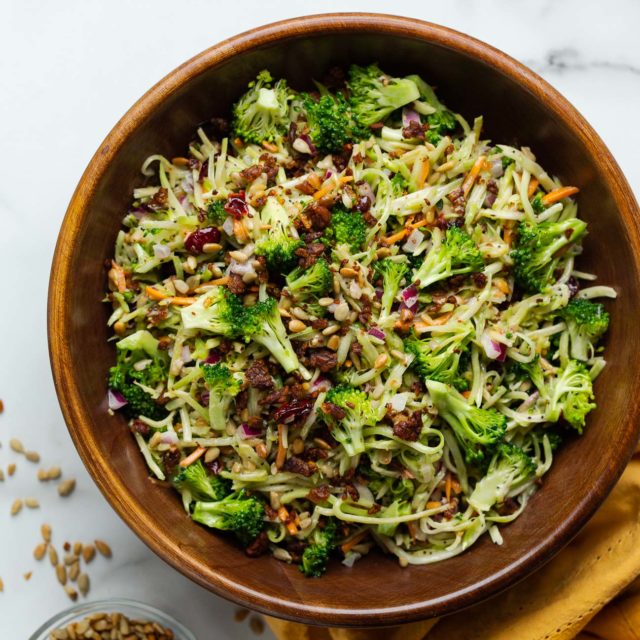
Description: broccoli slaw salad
xmin=105 ymin=65 xmax=615 ymax=577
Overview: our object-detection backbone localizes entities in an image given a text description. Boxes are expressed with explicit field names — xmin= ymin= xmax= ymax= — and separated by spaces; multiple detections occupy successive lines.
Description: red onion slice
xmin=108 ymin=389 xmax=128 ymax=411
xmin=400 ymin=285 xmax=419 ymax=313
xmin=367 ymin=327 xmax=386 ymax=341
xmin=481 ymin=333 xmax=507 ymax=361
xmin=402 ymin=108 xmax=421 ymax=128
xmin=238 ymin=423 xmax=263 ymax=439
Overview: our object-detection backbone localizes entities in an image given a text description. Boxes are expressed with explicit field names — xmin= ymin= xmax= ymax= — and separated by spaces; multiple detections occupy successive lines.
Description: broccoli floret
xmin=322 ymin=385 xmax=379 ymax=456
xmin=192 ymin=491 xmax=265 ymax=545
xmin=468 ymin=442 xmax=536 ymax=512
xmin=511 ymin=218 xmax=587 ymax=293
xmin=413 ymin=227 xmax=484 ymax=289
xmin=206 ymin=200 xmax=227 ymax=225
xmin=390 ymin=172 xmax=409 ymax=197
xmin=376 ymin=499 xmax=412 ymax=537
xmin=253 ymin=196 xmax=303 ymax=271
xmin=322 ymin=207 xmax=367 ymax=252
xmin=108 ymin=331 xmax=168 ymax=420
xmin=299 ymin=519 xmax=337 ymax=578
xmin=286 ymin=258 xmax=332 ymax=299
xmin=239 ymin=297 xmax=300 ymax=374
xmin=375 ymin=259 xmax=409 ymax=323
xmin=201 ymin=363 xmax=242 ymax=432
xmin=299 ymin=93 xmax=353 ymax=154
xmin=546 ymin=360 xmax=595 ymax=433
xmin=180 ymin=286 xmax=244 ymax=337
xmin=347 ymin=64 xmax=420 ymax=127
xmin=172 ymin=459 xmax=231 ymax=502
xmin=559 ymin=298 xmax=610 ymax=361
xmin=426 ymin=380 xmax=506 ymax=465
xmin=232 ymin=70 xmax=291 ymax=145
xmin=405 ymin=324 xmax=472 ymax=391
xmin=508 ymin=356 xmax=547 ymax=398
xmin=530 ymin=191 xmax=546 ymax=214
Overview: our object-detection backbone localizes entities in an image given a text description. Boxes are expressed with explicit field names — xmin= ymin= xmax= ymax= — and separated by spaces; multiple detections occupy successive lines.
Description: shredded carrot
xmin=277 ymin=506 xmax=289 ymax=523
xmin=461 ymin=390 xmax=472 ymax=399
xmin=340 ymin=529 xmax=370 ymax=554
xmin=169 ymin=296 xmax=196 ymax=306
xmin=527 ymin=177 xmax=539 ymax=199
xmin=179 ymin=446 xmax=205 ymax=468
xmin=407 ymin=218 xmax=431 ymax=231
xmin=541 ymin=186 xmax=579 ymax=207
xmin=261 ymin=141 xmax=278 ymax=153
xmin=504 ymin=227 xmax=514 ymax=246
xmin=275 ymin=424 xmax=287 ymax=469
xmin=209 ymin=276 xmax=230 ymax=286
xmin=413 ymin=313 xmax=453 ymax=333
xmin=145 ymin=286 xmax=168 ymax=301
xmin=427 ymin=501 xmax=443 ymax=510
xmin=233 ymin=218 xmax=250 ymax=243
xmin=445 ymin=474 xmax=452 ymax=503
xmin=381 ymin=229 xmax=408 ymax=246
xmin=110 ymin=261 xmax=127 ymax=293
xmin=462 ymin=155 xmax=487 ymax=197
xmin=416 ymin=159 xmax=430 ymax=190
xmin=451 ymin=477 xmax=462 ymax=494
xmin=312 ymin=175 xmax=354 ymax=201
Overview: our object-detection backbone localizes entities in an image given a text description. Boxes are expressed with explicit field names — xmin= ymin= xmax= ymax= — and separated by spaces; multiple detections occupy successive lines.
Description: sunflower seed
xmin=0 ymin=469 xmax=4 ymax=481
xmin=10 ymin=499 xmax=22 ymax=516
xmin=33 ymin=543 xmax=47 ymax=561
xmin=56 ymin=564 xmax=67 ymax=586
xmin=0 ymin=577 xmax=3 ymax=592
xmin=24 ymin=497 xmax=39 ymax=509
xmin=7 ymin=463 xmax=16 ymax=476
xmin=95 ymin=540 xmax=112 ymax=558
xmin=58 ymin=478 xmax=76 ymax=497
xmin=37 ymin=468 xmax=48 ymax=481
xmin=82 ymin=544 xmax=95 ymax=564
xmin=68 ymin=561 xmax=80 ymax=582
xmin=64 ymin=585 xmax=78 ymax=601
xmin=73 ymin=542 xmax=83 ymax=556
xmin=23 ymin=572 xmax=32 ymax=581
xmin=47 ymin=466 xmax=62 ymax=480
xmin=41 ymin=523 xmax=52 ymax=542
xmin=77 ymin=573 xmax=90 ymax=596
xmin=49 ymin=545 xmax=59 ymax=566
xmin=9 ymin=438 xmax=24 ymax=454
xmin=25 ymin=451 xmax=40 ymax=463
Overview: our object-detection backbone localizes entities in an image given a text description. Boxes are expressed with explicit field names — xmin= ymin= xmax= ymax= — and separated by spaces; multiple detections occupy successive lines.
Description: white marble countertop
xmin=1 ymin=1 xmax=639 ymax=637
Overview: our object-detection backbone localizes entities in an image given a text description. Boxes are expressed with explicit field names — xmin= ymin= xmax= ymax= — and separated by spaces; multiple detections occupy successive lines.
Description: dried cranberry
xmin=224 ymin=191 xmax=248 ymax=218
xmin=185 ymin=227 xmax=221 ymax=254
xmin=272 ymin=398 xmax=313 ymax=425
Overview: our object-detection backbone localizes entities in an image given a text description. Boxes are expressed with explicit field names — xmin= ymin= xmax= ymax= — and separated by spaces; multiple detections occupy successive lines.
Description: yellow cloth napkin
xmin=267 ymin=450 xmax=640 ymax=640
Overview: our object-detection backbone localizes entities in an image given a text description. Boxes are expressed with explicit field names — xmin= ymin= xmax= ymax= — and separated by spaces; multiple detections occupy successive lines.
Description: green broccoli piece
xmin=286 ymin=258 xmax=332 ymax=300
xmin=508 ymin=356 xmax=547 ymax=398
xmin=546 ymin=360 xmax=596 ymax=433
xmin=413 ymin=227 xmax=484 ymax=289
xmin=375 ymin=259 xmax=409 ymax=323
xmin=108 ymin=331 xmax=168 ymax=420
xmin=427 ymin=379 xmax=506 ymax=465
xmin=192 ymin=491 xmax=265 ymax=545
xmin=511 ymin=218 xmax=587 ymax=293
xmin=322 ymin=385 xmax=379 ymax=456
xmin=232 ymin=70 xmax=291 ymax=145
xmin=172 ymin=460 xmax=231 ymax=502
xmin=254 ymin=196 xmax=303 ymax=271
xmin=299 ymin=519 xmax=337 ymax=578
xmin=300 ymin=93 xmax=353 ymax=154
xmin=390 ymin=172 xmax=409 ymax=197
xmin=347 ymin=64 xmax=420 ymax=127
xmin=468 ymin=442 xmax=536 ymax=512
xmin=180 ymin=286 xmax=244 ymax=337
xmin=405 ymin=325 xmax=472 ymax=391
xmin=559 ymin=298 xmax=610 ymax=361
xmin=239 ymin=297 xmax=300 ymax=374
xmin=530 ymin=191 xmax=546 ymax=214
xmin=206 ymin=200 xmax=227 ymax=225
xmin=201 ymin=363 xmax=242 ymax=432
xmin=322 ymin=207 xmax=367 ymax=252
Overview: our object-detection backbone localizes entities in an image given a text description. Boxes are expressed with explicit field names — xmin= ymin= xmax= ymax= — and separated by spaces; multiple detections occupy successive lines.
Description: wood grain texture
xmin=47 ymin=13 xmax=640 ymax=627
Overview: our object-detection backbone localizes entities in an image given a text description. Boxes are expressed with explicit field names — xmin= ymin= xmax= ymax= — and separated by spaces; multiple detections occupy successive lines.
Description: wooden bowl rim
xmin=48 ymin=13 xmax=640 ymax=626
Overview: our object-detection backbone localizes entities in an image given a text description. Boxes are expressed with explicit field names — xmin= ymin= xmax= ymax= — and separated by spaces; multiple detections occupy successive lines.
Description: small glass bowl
xmin=30 ymin=598 xmax=196 ymax=640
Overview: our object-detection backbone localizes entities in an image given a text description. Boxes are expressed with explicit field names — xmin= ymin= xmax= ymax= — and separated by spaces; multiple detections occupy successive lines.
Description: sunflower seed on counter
xmin=57 ymin=478 xmax=76 ymax=497
xmin=10 ymin=499 xmax=22 ymax=516
xmin=9 ymin=437 xmax=24 ymax=454
xmin=95 ymin=539 xmax=112 ymax=558
xmin=48 ymin=611 xmax=176 ymax=639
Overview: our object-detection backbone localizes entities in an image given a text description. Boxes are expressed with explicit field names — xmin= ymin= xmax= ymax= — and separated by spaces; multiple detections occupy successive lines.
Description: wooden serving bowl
xmin=48 ymin=13 xmax=640 ymax=627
